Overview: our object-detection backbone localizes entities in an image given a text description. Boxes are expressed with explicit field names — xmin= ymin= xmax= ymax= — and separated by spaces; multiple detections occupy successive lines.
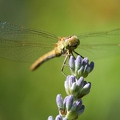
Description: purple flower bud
xmin=77 ymin=66 xmax=84 ymax=77
xmin=75 ymin=55 xmax=82 ymax=70
xmin=83 ymin=57 xmax=89 ymax=65
xmin=56 ymin=94 xmax=63 ymax=109
xmin=65 ymin=75 xmax=70 ymax=82
xmin=86 ymin=66 xmax=91 ymax=73
xmin=69 ymin=56 xmax=75 ymax=70
xmin=70 ymin=99 xmax=82 ymax=112
xmin=70 ymin=103 xmax=77 ymax=112
xmin=48 ymin=116 xmax=54 ymax=120
xmin=83 ymin=65 xmax=89 ymax=78
xmin=55 ymin=115 xmax=62 ymax=120
xmin=76 ymin=77 xmax=84 ymax=88
xmin=63 ymin=96 xmax=68 ymax=105
xmin=76 ymin=100 xmax=82 ymax=110
xmin=83 ymin=82 xmax=91 ymax=90
xmin=66 ymin=95 xmax=74 ymax=111
xmin=69 ymin=75 xmax=76 ymax=84
xmin=64 ymin=81 xmax=70 ymax=95
xmin=71 ymin=82 xmax=79 ymax=96
xmin=80 ymin=82 xmax=91 ymax=96
xmin=77 ymin=105 xmax=85 ymax=115
xmin=71 ymin=82 xmax=77 ymax=91
xmin=89 ymin=61 xmax=94 ymax=72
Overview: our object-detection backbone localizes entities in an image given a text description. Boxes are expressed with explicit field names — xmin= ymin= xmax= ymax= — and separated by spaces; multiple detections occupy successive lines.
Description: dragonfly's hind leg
xmin=61 ymin=51 xmax=84 ymax=77
xmin=61 ymin=52 xmax=76 ymax=76
xmin=61 ymin=55 xmax=69 ymax=76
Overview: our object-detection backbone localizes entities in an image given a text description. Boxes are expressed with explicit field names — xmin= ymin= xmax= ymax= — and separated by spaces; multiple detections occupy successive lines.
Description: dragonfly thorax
xmin=54 ymin=36 xmax=79 ymax=56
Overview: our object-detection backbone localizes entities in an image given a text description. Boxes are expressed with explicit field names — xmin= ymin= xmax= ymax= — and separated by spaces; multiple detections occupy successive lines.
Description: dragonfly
xmin=0 ymin=22 xmax=120 ymax=71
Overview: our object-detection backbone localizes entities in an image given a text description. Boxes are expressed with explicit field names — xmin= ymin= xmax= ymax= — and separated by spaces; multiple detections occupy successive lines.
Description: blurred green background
xmin=0 ymin=0 xmax=120 ymax=120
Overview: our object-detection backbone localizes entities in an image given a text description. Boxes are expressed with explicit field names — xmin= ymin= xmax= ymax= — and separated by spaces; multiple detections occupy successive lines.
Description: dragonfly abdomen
xmin=30 ymin=49 xmax=61 ymax=71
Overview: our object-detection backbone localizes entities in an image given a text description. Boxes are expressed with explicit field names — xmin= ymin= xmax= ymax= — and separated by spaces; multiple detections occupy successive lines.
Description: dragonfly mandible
xmin=0 ymin=22 xmax=120 ymax=71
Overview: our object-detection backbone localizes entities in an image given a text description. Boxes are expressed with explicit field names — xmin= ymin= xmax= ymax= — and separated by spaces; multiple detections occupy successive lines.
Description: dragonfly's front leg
xmin=73 ymin=50 xmax=84 ymax=58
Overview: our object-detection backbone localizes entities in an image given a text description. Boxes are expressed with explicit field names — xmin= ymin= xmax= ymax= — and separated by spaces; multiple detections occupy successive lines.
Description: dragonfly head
xmin=67 ymin=36 xmax=80 ymax=50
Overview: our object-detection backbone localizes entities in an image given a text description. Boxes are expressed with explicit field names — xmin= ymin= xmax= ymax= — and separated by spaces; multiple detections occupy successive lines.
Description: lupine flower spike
xmin=48 ymin=55 xmax=94 ymax=120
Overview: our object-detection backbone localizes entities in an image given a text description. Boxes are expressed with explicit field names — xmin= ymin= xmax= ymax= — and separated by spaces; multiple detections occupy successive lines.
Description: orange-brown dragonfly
xmin=0 ymin=22 xmax=120 ymax=71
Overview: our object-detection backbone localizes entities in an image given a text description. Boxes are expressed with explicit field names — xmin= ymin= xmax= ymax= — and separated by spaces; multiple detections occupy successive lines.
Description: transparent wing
xmin=77 ymin=29 xmax=120 ymax=59
xmin=0 ymin=22 xmax=58 ymax=62
xmin=0 ymin=21 xmax=120 ymax=63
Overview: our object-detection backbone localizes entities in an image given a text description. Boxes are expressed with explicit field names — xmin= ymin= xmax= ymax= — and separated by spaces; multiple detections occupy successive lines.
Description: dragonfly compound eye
xmin=68 ymin=36 xmax=80 ymax=48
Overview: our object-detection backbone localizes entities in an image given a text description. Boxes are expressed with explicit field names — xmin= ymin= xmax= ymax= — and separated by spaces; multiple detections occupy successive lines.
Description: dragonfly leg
xmin=73 ymin=51 xmax=84 ymax=58
xmin=61 ymin=51 xmax=84 ymax=77
xmin=61 ymin=55 xmax=69 ymax=77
